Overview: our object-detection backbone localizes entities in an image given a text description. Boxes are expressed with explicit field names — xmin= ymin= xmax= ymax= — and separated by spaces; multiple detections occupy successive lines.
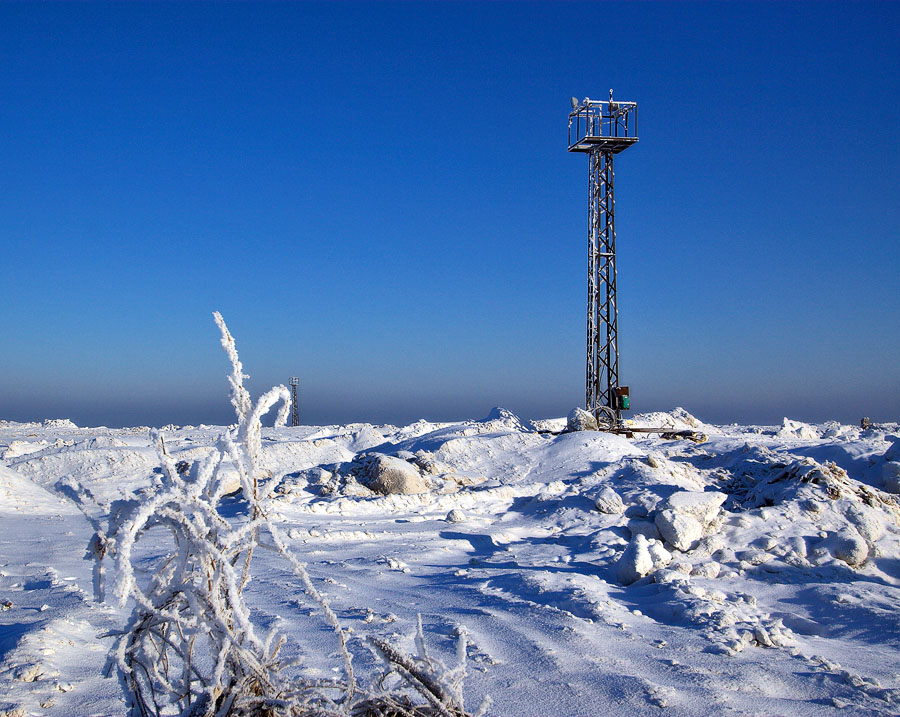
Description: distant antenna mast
xmin=568 ymin=90 xmax=638 ymax=427
xmin=289 ymin=376 xmax=300 ymax=427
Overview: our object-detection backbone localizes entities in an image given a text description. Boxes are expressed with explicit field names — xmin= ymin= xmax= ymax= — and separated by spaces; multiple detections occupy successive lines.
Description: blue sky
xmin=1 ymin=1 xmax=897 ymax=428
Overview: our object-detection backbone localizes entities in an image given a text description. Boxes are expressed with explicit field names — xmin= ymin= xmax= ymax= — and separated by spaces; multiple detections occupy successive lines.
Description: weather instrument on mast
xmin=568 ymin=90 xmax=638 ymax=429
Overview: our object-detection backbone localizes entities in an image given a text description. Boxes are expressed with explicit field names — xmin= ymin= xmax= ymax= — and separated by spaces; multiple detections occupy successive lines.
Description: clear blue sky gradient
xmin=1 ymin=2 xmax=898 ymax=427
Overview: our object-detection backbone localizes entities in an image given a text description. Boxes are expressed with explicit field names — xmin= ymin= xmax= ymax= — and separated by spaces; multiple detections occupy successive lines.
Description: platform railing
xmin=568 ymin=100 xmax=638 ymax=151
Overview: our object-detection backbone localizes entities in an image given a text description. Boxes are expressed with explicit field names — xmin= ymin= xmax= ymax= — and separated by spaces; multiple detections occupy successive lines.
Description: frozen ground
xmin=1 ymin=409 xmax=900 ymax=716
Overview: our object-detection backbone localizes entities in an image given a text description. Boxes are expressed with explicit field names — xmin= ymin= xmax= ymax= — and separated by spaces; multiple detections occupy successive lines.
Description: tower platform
xmin=568 ymin=97 xmax=638 ymax=154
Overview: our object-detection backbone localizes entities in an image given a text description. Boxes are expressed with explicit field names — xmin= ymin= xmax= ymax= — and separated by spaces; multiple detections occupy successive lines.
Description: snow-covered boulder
xmin=352 ymin=453 xmax=428 ymax=495
xmin=566 ymin=408 xmax=598 ymax=432
xmin=220 ymin=468 xmax=242 ymax=495
xmin=655 ymin=509 xmax=703 ymax=552
xmin=884 ymin=437 xmax=900 ymax=463
xmin=628 ymin=518 xmax=661 ymax=541
xmin=594 ymin=486 xmax=625 ymax=514
xmin=776 ymin=418 xmax=819 ymax=440
xmin=844 ymin=504 xmax=883 ymax=543
xmin=882 ymin=461 xmax=900 ymax=493
xmin=189 ymin=461 xmax=240 ymax=495
xmin=647 ymin=539 xmax=673 ymax=569
xmin=446 ymin=509 xmax=465 ymax=523
xmin=616 ymin=535 xmax=671 ymax=585
xmin=691 ymin=561 xmax=721 ymax=578
xmin=616 ymin=535 xmax=655 ymax=585
xmin=659 ymin=491 xmax=727 ymax=527
xmin=651 ymin=490 xmax=727 ymax=552
xmin=830 ymin=531 xmax=868 ymax=567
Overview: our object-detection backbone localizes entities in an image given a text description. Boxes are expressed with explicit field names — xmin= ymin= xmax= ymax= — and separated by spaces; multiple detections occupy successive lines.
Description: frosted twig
xmin=103 ymin=312 xmax=481 ymax=716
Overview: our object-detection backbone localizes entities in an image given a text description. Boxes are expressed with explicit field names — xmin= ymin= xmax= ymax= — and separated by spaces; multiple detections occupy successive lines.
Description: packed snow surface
xmin=1 ymin=410 xmax=900 ymax=715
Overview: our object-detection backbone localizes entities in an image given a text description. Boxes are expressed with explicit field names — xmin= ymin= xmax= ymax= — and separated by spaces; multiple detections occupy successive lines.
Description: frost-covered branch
xmin=102 ymin=312 xmax=483 ymax=717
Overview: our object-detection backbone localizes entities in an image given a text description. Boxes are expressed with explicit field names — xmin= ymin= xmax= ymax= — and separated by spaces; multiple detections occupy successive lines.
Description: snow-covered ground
xmin=1 ymin=409 xmax=900 ymax=716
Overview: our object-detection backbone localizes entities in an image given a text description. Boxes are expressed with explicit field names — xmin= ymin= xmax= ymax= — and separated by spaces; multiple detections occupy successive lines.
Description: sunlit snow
xmin=1 ymin=409 xmax=899 ymax=715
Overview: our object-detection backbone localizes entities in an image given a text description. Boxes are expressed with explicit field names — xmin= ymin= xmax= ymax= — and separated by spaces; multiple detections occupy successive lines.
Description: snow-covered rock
xmin=216 ymin=465 xmax=242 ymax=495
xmin=691 ymin=561 xmax=721 ymax=578
xmin=844 ymin=504 xmax=883 ymax=543
xmin=884 ymin=437 xmax=900 ymax=463
xmin=615 ymin=534 xmax=672 ymax=585
xmin=658 ymin=490 xmax=727 ymax=527
xmin=352 ymin=453 xmax=428 ymax=495
xmin=882 ymin=461 xmax=900 ymax=493
xmin=776 ymin=418 xmax=819 ymax=440
xmin=616 ymin=535 xmax=655 ymax=585
xmin=446 ymin=509 xmax=465 ymax=523
xmin=647 ymin=539 xmax=673 ymax=569
xmin=594 ymin=486 xmax=625 ymax=514
xmin=566 ymin=408 xmax=598 ymax=432
xmin=829 ymin=531 xmax=868 ymax=567
xmin=655 ymin=509 xmax=703 ymax=552
xmin=627 ymin=518 xmax=661 ymax=541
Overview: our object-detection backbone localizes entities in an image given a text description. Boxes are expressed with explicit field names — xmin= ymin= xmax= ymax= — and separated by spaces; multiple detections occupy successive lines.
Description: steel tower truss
xmin=587 ymin=149 xmax=619 ymax=419
xmin=289 ymin=376 xmax=300 ymax=427
xmin=568 ymin=93 xmax=638 ymax=424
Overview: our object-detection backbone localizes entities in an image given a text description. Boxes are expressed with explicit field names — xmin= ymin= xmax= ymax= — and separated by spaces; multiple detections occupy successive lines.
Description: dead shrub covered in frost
xmin=102 ymin=312 xmax=485 ymax=717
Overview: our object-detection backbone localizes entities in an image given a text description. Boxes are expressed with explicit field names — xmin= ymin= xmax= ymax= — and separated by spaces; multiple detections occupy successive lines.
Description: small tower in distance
xmin=289 ymin=376 xmax=300 ymax=427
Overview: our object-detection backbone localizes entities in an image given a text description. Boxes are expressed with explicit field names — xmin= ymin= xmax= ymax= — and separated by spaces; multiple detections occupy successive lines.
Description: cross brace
xmin=586 ymin=149 xmax=620 ymax=423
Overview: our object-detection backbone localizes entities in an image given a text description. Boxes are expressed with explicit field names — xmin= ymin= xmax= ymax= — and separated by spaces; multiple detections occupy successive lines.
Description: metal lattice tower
xmin=568 ymin=91 xmax=638 ymax=424
xmin=289 ymin=376 xmax=300 ymax=427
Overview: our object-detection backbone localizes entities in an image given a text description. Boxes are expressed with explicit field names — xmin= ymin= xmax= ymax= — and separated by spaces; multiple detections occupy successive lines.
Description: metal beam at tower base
xmin=568 ymin=92 xmax=638 ymax=426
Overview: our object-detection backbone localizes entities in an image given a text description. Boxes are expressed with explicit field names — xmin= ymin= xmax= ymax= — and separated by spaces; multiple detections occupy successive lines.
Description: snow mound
xmin=446 ymin=508 xmax=465 ymax=523
xmin=530 ymin=416 xmax=567 ymax=433
xmin=628 ymin=407 xmax=711 ymax=433
xmin=776 ymin=417 xmax=820 ymax=440
xmin=2 ymin=439 xmax=50 ymax=460
xmin=0 ymin=466 xmax=80 ymax=516
xmin=884 ymin=436 xmax=900 ymax=463
xmin=41 ymin=418 xmax=78 ymax=429
xmin=883 ymin=461 xmax=900 ymax=493
xmin=4 ymin=413 xmax=900 ymax=714
xmin=478 ymin=407 xmax=535 ymax=433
